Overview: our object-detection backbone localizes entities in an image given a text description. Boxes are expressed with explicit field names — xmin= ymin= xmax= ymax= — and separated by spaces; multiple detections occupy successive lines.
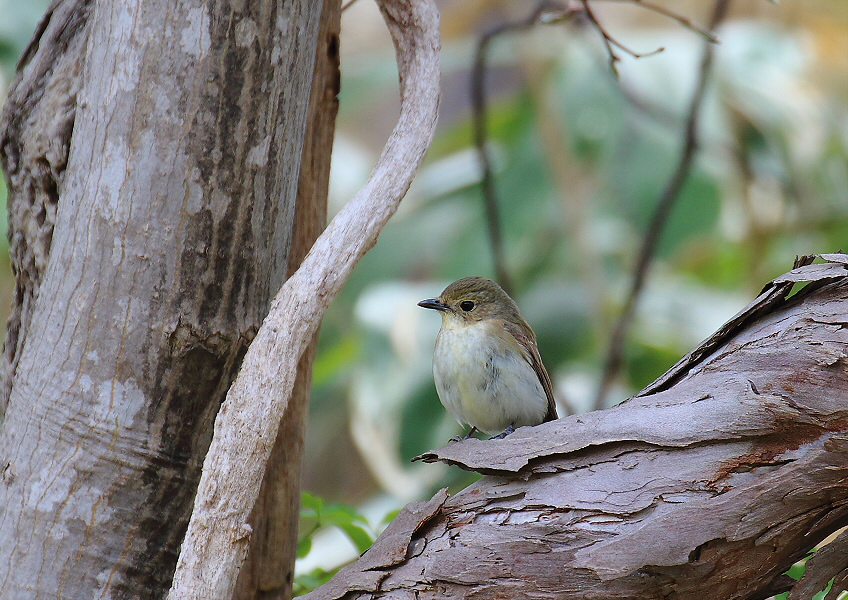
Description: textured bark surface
xmin=789 ymin=528 xmax=848 ymax=600
xmin=0 ymin=0 xmax=326 ymax=597
xmin=0 ymin=0 xmax=93 ymax=417
xmin=168 ymin=0 xmax=440 ymax=597
xmin=305 ymin=255 xmax=848 ymax=600
xmin=232 ymin=0 xmax=341 ymax=598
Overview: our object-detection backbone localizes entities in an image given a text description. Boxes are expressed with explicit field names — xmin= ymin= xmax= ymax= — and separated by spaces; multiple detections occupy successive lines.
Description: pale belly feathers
xmin=432 ymin=320 xmax=549 ymax=434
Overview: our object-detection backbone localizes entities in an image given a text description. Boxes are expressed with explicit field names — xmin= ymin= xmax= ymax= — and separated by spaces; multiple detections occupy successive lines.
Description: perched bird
xmin=418 ymin=276 xmax=558 ymax=439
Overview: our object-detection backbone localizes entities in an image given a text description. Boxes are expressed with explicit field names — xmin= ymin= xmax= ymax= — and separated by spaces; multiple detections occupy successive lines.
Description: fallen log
xmin=305 ymin=254 xmax=848 ymax=600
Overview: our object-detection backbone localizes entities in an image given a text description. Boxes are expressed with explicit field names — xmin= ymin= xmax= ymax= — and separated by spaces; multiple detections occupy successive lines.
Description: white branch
xmin=167 ymin=0 xmax=440 ymax=597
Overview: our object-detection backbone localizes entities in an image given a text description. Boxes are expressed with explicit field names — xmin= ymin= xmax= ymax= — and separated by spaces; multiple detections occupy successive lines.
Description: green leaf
xmin=785 ymin=559 xmax=807 ymax=581
xmin=296 ymin=535 xmax=312 ymax=559
xmin=293 ymin=567 xmax=336 ymax=597
xmin=336 ymin=522 xmax=374 ymax=555
xmin=811 ymin=579 xmax=833 ymax=600
xmin=298 ymin=494 xmax=375 ymax=556
xmin=300 ymin=491 xmax=323 ymax=518
xmin=321 ymin=503 xmax=368 ymax=529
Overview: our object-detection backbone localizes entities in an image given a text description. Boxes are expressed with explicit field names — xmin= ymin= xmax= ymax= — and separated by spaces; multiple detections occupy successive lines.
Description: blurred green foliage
xmin=0 ymin=0 xmax=47 ymax=76
xmin=294 ymin=491 xmax=400 ymax=596
xmin=302 ymin=0 xmax=848 ymax=583
xmin=298 ymin=491 xmax=374 ymax=559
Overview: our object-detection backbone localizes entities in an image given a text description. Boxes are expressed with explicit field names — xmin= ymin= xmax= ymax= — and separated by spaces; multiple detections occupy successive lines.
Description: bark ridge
xmin=310 ymin=255 xmax=848 ymax=600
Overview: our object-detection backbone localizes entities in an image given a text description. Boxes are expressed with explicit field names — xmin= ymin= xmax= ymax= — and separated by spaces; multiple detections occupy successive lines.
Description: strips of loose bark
xmin=300 ymin=489 xmax=449 ymax=600
xmin=788 ymin=528 xmax=848 ymax=600
xmin=415 ymin=254 xmax=847 ymax=472
xmin=166 ymin=1 xmax=440 ymax=598
xmin=307 ymin=254 xmax=848 ymax=599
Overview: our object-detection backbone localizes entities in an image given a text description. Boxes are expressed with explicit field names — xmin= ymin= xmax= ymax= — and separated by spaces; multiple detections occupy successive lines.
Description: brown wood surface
xmin=307 ymin=256 xmax=848 ymax=600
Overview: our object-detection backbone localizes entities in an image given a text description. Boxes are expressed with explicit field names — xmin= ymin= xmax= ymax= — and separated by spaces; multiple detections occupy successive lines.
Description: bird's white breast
xmin=432 ymin=319 xmax=548 ymax=434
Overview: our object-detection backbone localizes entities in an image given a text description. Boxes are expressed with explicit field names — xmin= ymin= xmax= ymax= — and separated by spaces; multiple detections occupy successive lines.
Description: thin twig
xmin=593 ymin=0 xmax=731 ymax=410
xmin=341 ymin=0 xmax=361 ymax=12
xmin=579 ymin=1 xmax=621 ymax=76
xmin=597 ymin=0 xmax=719 ymax=43
xmin=580 ymin=0 xmax=664 ymax=75
xmin=472 ymin=0 xmax=710 ymax=289
xmin=472 ymin=1 xmax=573 ymax=294
xmin=631 ymin=0 xmax=719 ymax=42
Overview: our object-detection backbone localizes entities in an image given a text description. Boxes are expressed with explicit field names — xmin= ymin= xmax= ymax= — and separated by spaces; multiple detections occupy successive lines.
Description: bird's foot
xmin=449 ymin=426 xmax=478 ymax=443
xmin=488 ymin=424 xmax=515 ymax=440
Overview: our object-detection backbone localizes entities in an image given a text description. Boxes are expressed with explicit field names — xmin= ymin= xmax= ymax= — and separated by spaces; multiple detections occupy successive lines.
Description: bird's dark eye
xmin=459 ymin=300 xmax=475 ymax=312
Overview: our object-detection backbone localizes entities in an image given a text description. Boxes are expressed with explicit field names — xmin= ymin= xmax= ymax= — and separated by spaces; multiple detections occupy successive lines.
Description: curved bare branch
xmin=167 ymin=0 xmax=440 ymax=597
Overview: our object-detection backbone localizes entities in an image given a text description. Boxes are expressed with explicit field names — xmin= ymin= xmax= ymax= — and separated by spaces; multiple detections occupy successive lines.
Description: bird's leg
xmin=449 ymin=426 xmax=478 ymax=443
xmin=488 ymin=423 xmax=515 ymax=440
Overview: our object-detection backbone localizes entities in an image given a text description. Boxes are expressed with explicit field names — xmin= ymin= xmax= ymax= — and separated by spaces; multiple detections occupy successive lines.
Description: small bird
xmin=418 ymin=276 xmax=558 ymax=439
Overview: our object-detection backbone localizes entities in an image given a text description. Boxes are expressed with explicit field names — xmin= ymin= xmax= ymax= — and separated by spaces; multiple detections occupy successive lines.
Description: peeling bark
xmin=306 ymin=255 xmax=848 ymax=600
xmin=0 ymin=0 xmax=329 ymax=597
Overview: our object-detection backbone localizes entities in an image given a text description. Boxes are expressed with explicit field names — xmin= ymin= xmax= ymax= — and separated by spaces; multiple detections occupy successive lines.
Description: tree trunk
xmin=304 ymin=256 xmax=848 ymax=600
xmin=232 ymin=0 xmax=341 ymax=598
xmin=167 ymin=1 xmax=440 ymax=596
xmin=0 ymin=0 xmax=332 ymax=597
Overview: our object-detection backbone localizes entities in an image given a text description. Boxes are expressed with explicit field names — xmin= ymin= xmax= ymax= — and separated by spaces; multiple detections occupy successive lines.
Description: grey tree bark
xmin=0 ymin=0 xmax=338 ymax=597
xmin=305 ymin=255 xmax=848 ymax=600
xmin=167 ymin=0 xmax=440 ymax=597
xmin=233 ymin=1 xmax=341 ymax=597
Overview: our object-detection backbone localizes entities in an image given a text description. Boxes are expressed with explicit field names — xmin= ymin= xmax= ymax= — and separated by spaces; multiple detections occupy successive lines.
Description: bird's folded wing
xmin=501 ymin=320 xmax=558 ymax=421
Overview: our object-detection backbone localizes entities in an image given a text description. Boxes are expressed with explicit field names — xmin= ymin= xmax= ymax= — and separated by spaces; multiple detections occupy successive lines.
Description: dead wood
xmin=306 ymin=254 xmax=848 ymax=600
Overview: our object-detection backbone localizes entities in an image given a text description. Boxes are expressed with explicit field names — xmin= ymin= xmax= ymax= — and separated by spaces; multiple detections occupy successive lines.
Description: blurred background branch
xmin=471 ymin=1 xmax=575 ymax=295
xmin=594 ymin=0 xmax=731 ymax=409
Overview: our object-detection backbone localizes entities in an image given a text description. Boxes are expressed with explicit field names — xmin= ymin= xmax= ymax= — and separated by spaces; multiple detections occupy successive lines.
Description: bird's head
xmin=417 ymin=276 xmax=522 ymax=325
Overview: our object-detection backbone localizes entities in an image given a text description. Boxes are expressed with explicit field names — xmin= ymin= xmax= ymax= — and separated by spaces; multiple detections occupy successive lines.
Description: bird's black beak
xmin=418 ymin=298 xmax=449 ymax=312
